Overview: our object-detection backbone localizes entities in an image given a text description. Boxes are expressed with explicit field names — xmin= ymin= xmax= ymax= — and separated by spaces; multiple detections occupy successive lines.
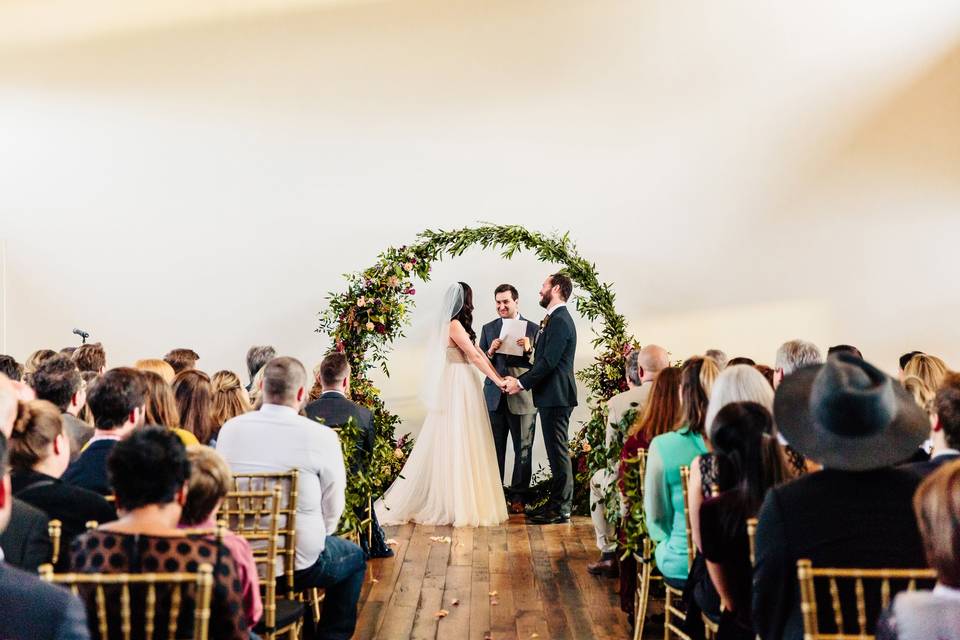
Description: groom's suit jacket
xmin=479 ymin=316 xmax=539 ymax=414
xmin=517 ymin=305 xmax=578 ymax=408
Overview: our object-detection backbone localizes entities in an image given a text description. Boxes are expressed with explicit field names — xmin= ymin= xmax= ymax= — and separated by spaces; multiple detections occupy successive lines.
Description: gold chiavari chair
xmin=662 ymin=465 xmax=693 ymax=640
xmin=38 ymin=563 xmax=215 ymax=640
xmin=746 ymin=518 xmax=758 ymax=567
xmin=228 ymin=471 xmax=321 ymax=628
xmin=219 ymin=485 xmax=304 ymax=639
xmin=631 ymin=449 xmax=655 ymax=640
xmin=48 ymin=519 xmax=62 ymax=567
xmin=796 ymin=560 xmax=936 ymax=639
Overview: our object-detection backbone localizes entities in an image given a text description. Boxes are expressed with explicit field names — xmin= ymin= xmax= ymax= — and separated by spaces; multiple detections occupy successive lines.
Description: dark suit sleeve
xmin=753 ymin=488 xmax=791 ymax=640
xmin=517 ymin=318 xmax=572 ymax=391
xmin=361 ymin=407 xmax=376 ymax=460
xmin=479 ymin=324 xmax=491 ymax=354
xmin=54 ymin=592 xmax=92 ymax=640
xmin=22 ymin=509 xmax=53 ymax=572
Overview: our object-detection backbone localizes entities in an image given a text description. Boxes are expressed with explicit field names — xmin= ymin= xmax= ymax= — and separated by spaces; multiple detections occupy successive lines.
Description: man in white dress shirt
xmin=217 ymin=357 xmax=365 ymax=640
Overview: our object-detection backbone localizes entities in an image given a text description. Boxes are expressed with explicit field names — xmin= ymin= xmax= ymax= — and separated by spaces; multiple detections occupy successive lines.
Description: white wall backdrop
xmin=2 ymin=0 xmax=959 ymax=446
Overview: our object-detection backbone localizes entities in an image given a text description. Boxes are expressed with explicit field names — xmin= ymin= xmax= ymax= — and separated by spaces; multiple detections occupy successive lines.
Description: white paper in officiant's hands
xmin=497 ymin=319 xmax=527 ymax=356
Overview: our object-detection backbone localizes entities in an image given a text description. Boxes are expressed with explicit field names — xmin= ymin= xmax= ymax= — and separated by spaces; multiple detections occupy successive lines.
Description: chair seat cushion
xmin=254 ymin=598 xmax=305 ymax=634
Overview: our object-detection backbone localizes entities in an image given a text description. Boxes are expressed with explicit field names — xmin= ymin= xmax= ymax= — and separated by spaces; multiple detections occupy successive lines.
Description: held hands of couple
xmin=499 ymin=376 xmax=523 ymax=395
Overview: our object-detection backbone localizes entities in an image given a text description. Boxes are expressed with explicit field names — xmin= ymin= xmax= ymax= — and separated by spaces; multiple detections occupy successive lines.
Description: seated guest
xmin=827 ymin=344 xmax=863 ymax=359
xmin=0 ymin=431 xmax=91 ymax=640
xmin=903 ymin=353 xmax=949 ymax=396
xmin=62 ymin=368 xmax=145 ymax=495
xmin=70 ymin=427 xmax=247 ymax=639
xmin=699 ymin=402 xmax=787 ymax=639
xmin=76 ymin=371 xmax=99 ymax=427
xmin=210 ymin=371 xmax=252 ymax=441
xmin=31 ymin=355 xmax=93 ymax=459
xmin=304 ymin=353 xmax=392 ymax=559
xmin=686 ymin=365 xmax=793 ymax=628
xmin=877 ymin=460 xmax=960 ymax=640
xmin=0 ymin=355 xmax=23 ymax=381
xmin=23 ymin=349 xmax=57 ymax=386
xmin=59 ymin=347 xmax=77 ymax=357
xmin=179 ymin=446 xmax=262 ymax=631
xmin=8 ymin=400 xmax=116 ymax=568
xmin=617 ymin=366 xmax=683 ymax=620
xmin=905 ymin=372 xmax=960 ymax=477
xmin=705 ymin=349 xmax=728 ymax=370
xmin=772 ymin=339 xmax=822 ymax=389
xmin=71 ymin=342 xmax=106 ymax=375
xmin=898 ymin=351 xmax=924 ymax=381
xmin=644 ymin=356 xmax=717 ymax=586
xmin=140 ymin=370 xmax=199 ymax=446
xmin=164 ymin=348 xmax=200 ymax=374
xmin=305 ymin=354 xmax=374 ymax=463
xmin=726 ymin=357 xmax=756 ymax=367
xmin=754 ymin=353 xmax=928 ymax=640
xmin=588 ymin=345 xmax=669 ymax=578
xmin=754 ymin=364 xmax=775 ymax=388
xmin=134 ymin=358 xmax=176 ymax=385
xmin=246 ymin=345 xmax=276 ymax=392
xmin=0 ymin=375 xmax=52 ymax=572
xmin=173 ymin=369 xmax=216 ymax=445
xmin=218 ymin=357 xmax=366 ymax=640
xmin=249 ymin=366 xmax=266 ymax=409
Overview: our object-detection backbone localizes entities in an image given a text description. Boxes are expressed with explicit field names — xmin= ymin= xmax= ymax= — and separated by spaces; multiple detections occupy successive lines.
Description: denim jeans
xmin=294 ymin=535 xmax=366 ymax=640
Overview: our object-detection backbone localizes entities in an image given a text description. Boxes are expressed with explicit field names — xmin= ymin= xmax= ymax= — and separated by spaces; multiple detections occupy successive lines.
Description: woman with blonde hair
xmin=210 ymin=370 xmax=251 ymax=437
xmin=134 ymin=358 xmax=176 ymax=385
xmin=141 ymin=370 xmax=199 ymax=446
xmin=903 ymin=354 xmax=949 ymax=396
xmin=172 ymin=369 xmax=216 ymax=445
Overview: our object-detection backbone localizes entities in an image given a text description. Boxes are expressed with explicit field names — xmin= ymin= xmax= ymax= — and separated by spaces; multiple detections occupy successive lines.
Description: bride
xmin=375 ymin=282 xmax=510 ymax=527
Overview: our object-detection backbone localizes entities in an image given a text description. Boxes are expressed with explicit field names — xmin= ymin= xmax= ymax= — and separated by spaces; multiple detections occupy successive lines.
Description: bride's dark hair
xmin=452 ymin=282 xmax=477 ymax=343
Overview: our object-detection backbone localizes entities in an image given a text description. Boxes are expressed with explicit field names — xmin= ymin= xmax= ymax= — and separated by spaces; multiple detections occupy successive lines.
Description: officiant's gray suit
xmin=479 ymin=315 xmax=540 ymax=498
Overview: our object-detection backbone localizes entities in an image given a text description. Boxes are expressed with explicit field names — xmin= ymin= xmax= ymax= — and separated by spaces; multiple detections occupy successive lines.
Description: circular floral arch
xmin=318 ymin=224 xmax=635 ymax=529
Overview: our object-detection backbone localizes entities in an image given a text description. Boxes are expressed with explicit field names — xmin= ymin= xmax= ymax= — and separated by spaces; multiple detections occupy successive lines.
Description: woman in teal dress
xmin=644 ymin=356 xmax=718 ymax=583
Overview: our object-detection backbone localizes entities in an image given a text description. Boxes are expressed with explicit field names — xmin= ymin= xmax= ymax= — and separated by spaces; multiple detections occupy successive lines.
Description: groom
xmin=503 ymin=273 xmax=577 ymax=525
xmin=479 ymin=284 xmax=540 ymax=513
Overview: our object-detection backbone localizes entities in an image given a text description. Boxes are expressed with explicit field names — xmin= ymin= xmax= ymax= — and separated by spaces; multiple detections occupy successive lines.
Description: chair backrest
xmin=796 ymin=559 xmax=936 ymax=639
xmin=679 ymin=465 xmax=694 ymax=571
xmin=229 ymin=470 xmax=299 ymax=593
xmin=746 ymin=518 xmax=758 ymax=567
xmin=48 ymin=519 xmax=62 ymax=566
xmin=39 ymin=563 xmax=215 ymax=640
xmin=218 ymin=486 xmax=283 ymax=630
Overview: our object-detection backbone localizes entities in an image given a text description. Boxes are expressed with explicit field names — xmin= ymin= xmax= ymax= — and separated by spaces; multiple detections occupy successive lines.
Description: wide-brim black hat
xmin=774 ymin=352 xmax=929 ymax=471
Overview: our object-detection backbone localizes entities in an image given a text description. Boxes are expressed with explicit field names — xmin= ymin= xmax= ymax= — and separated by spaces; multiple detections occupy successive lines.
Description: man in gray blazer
xmin=478 ymin=284 xmax=540 ymax=512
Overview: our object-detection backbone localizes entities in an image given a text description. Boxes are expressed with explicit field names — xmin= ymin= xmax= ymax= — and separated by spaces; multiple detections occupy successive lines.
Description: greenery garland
xmin=317 ymin=224 xmax=636 ymax=531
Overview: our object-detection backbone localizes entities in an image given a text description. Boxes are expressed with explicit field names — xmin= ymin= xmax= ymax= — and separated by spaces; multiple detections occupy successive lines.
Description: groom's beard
xmin=539 ymin=291 xmax=553 ymax=309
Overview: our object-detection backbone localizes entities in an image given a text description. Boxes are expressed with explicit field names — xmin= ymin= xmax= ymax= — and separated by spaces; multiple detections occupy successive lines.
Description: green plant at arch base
xmin=317 ymin=224 xmax=638 ymax=534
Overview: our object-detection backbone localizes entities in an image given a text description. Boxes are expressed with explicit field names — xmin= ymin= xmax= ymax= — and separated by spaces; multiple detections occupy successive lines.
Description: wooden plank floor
xmin=354 ymin=515 xmax=630 ymax=640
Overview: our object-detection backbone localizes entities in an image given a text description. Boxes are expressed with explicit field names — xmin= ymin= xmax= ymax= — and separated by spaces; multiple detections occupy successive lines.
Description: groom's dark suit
xmin=517 ymin=304 xmax=577 ymax=515
xmin=479 ymin=315 xmax=540 ymax=498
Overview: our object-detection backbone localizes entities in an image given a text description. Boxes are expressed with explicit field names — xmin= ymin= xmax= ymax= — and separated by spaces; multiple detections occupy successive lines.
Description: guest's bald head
xmin=636 ymin=345 xmax=670 ymax=383
xmin=262 ymin=357 xmax=308 ymax=408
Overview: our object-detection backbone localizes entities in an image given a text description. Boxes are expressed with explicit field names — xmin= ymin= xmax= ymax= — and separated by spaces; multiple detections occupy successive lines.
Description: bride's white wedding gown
xmin=374 ymin=345 xmax=509 ymax=527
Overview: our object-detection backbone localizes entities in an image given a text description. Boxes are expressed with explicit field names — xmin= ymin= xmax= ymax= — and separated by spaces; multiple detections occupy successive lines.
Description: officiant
xmin=479 ymin=284 xmax=540 ymax=513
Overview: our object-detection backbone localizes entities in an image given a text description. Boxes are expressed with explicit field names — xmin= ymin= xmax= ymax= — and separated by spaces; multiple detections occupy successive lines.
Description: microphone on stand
xmin=73 ymin=328 xmax=90 ymax=344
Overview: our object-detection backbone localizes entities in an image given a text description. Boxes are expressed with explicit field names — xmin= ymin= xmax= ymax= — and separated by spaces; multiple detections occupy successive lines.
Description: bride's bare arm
xmin=450 ymin=321 xmax=505 ymax=386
